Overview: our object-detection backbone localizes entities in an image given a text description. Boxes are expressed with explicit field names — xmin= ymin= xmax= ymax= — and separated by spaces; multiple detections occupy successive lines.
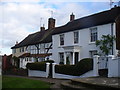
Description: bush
xmin=26 ymin=60 xmax=54 ymax=71
xmin=43 ymin=60 xmax=54 ymax=63
xmin=55 ymin=58 xmax=93 ymax=76
xmin=74 ymin=58 xmax=93 ymax=76
xmin=55 ymin=65 xmax=75 ymax=75
xmin=26 ymin=62 xmax=46 ymax=71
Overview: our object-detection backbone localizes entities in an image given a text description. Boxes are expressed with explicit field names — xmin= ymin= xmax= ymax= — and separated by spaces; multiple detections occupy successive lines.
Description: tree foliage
xmin=95 ymin=34 xmax=116 ymax=56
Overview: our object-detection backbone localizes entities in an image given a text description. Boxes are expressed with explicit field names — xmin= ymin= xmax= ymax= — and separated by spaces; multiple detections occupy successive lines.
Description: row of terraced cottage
xmin=11 ymin=6 xmax=120 ymax=78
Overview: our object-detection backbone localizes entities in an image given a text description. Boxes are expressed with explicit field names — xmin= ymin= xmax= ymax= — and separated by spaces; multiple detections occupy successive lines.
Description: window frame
xmin=60 ymin=34 xmax=64 ymax=45
xmin=74 ymin=31 xmax=79 ymax=44
xmin=89 ymin=50 xmax=97 ymax=58
xmin=90 ymin=27 xmax=98 ymax=42
xmin=59 ymin=52 xmax=64 ymax=63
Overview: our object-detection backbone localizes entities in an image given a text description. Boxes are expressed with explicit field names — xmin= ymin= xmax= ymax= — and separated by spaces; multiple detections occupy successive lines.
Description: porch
xmin=60 ymin=45 xmax=80 ymax=65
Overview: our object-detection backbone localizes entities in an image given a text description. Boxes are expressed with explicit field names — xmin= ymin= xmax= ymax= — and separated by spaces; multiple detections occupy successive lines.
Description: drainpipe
xmin=111 ymin=23 xmax=114 ymax=55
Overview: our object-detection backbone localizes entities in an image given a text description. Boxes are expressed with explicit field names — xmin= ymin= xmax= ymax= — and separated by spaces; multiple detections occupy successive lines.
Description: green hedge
xmin=55 ymin=58 xmax=93 ymax=76
xmin=26 ymin=62 xmax=46 ymax=71
xmin=26 ymin=60 xmax=54 ymax=71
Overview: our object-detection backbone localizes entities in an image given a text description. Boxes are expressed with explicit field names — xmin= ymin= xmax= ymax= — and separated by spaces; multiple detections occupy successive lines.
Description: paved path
xmin=72 ymin=77 xmax=120 ymax=89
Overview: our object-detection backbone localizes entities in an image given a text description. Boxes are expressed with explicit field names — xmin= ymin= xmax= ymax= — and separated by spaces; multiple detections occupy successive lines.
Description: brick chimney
xmin=15 ymin=41 xmax=18 ymax=45
xmin=48 ymin=18 xmax=55 ymax=29
xmin=40 ymin=24 xmax=45 ymax=31
xmin=70 ymin=13 xmax=75 ymax=21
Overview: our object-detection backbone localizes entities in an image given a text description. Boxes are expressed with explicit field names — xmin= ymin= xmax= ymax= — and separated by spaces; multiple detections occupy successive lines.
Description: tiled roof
xmin=11 ymin=7 xmax=120 ymax=49
xmin=11 ymin=28 xmax=54 ymax=49
xmin=52 ymin=7 xmax=120 ymax=35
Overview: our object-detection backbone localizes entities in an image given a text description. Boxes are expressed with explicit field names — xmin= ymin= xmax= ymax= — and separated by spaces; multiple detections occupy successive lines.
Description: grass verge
xmin=2 ymin=76 xmax=51 ymax=89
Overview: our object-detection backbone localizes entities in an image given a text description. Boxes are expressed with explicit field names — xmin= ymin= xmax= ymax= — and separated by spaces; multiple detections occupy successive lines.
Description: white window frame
xmin=60 ymin=34 xmax=64 ymax=45
xmin=90 ymin=27 xmax=98 ymax=42
xmin=74 ymin=31 xmax=79 ymax=44
xmin=89 ymin=50 xmax=97 ymax=58
xmin=59 ymin=53 xmax=64 ymax=63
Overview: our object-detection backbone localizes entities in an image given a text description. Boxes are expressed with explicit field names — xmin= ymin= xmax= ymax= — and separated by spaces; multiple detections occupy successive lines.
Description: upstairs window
xmin=13 ymin=49 xmax=16 ymax=54
xmin=74 ymin=31 xmax=79 ymax=44
xmin=90 ymin=27 xmax=98 ymax=42
xmin=60 ymin=34 xmax=64 ymax=45
xmin=22 ymin=47 xmax=24 ymax=52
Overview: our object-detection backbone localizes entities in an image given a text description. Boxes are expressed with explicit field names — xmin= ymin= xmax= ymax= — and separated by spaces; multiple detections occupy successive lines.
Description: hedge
xmin=26 ymin=60 xmax=54 ymax=71
xmin=26 ymin=62 xmax=46 ymax=71
xmin=55 ymin=58 xmax=93 ymax=76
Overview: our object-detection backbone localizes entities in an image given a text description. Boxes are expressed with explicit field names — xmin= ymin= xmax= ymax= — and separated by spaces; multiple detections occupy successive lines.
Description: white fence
xmin=108 ymin=57 xmax=120 ymax=77
xmin=98 ymin=56 xmax=108 ymax=69
xmin=28 ymin=56 xmax=120 ymax=78
xmin=52 ymin=63 xmax=95 ymax=79
xmin=28 ymin=63 xmax=50 ymax=78
xmin=93 ymin=55 xmax=120 ymax=77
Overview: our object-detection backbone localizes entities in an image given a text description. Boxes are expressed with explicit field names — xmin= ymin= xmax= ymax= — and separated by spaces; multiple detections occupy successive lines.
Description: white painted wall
xmin=108 ymin=57 xmax=120 ymax=77
xmin=52 ymin=23 xmax=117 ymax=64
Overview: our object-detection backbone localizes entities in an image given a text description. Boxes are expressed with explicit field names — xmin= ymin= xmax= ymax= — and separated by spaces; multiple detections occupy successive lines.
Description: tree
xmin=12 ymin=56 xmax=20 ymax=68
xmin=95 ymin=34 xmax=116 ymax=56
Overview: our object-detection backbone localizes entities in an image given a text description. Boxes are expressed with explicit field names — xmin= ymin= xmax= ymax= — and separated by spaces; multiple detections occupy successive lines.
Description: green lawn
xmin=2 ymin=76 xmax=51 ymax=89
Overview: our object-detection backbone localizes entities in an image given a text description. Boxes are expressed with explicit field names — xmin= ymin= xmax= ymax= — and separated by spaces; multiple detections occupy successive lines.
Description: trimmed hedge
xmin=55 ymin=58 xmax=93 ymax=76
xmin=26 ymin=62 xmax=46 ymax=71
xmin=26 ymin=60 xmax=54 ymax=71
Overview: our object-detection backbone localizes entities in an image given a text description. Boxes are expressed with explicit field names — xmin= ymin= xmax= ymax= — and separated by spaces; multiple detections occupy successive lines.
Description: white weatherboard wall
xmin=52 ymin=23 xmax=117 ymax=64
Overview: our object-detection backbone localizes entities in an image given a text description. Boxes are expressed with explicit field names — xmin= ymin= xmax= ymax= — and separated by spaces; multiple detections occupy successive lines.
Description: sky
xmin=0 ymin=0 xmax=119 ymax=55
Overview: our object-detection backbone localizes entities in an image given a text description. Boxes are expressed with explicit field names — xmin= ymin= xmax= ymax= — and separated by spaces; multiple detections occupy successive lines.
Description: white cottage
xmin=52 ymin=6 xmax=120 ymax=65
xmin=11 ymin=18 xmax=56 ymax=69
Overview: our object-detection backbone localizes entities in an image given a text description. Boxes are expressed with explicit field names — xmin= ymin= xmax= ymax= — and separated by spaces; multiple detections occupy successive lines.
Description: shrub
xmin=26 ymin=62 xmax=46 ymax=71
xmin=26 ymin=60 xmax=54 ymax=71
xmin=74 ymin=58 xmax=93 ymax=76
xmin=55 ymin=65 xmax=75 ymax=75
xmin=55 ymin=58 xmax=93 ymax=76
xmin=43 ymin=60 xmax=54 ymax=63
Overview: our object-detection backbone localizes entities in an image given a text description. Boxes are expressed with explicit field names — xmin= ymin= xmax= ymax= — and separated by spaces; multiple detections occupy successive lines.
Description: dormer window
xmin=60 ymin=34 xmax=64 ymax=45
xmin=90 ymin=27 xmax=98 ymax=42
xmin=74 ymin=31 xmax=79 ymax=44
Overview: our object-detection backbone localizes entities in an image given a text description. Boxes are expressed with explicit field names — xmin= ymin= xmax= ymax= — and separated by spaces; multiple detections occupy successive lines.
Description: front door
xmin=75 ymin=52 xmax=79 ymax=64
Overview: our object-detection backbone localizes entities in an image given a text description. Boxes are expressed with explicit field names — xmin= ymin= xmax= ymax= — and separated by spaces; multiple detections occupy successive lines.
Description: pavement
xmin=2 ymin=75 xmax=120 ymax=89
xmin=72 ymin=77 xmax=120 ymax=89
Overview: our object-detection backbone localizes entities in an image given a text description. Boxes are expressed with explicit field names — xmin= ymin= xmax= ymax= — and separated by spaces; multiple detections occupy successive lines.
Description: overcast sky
xmin=0 ymin=0 xmax=119 ymax=55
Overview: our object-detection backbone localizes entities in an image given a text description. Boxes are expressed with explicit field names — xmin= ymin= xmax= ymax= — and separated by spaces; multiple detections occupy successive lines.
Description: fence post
xmin=93 ymin=55 xmax=99 ymax=76
xmin=108 ymin=55 xmax=115 ymax=77
xmin=52 ymin=63 xmax=56 ymax=78
xmin=46 ymin=63 xmax=50 ymax=78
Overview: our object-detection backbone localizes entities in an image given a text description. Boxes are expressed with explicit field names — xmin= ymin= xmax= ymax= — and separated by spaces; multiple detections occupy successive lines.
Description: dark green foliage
xmin=26 ymin=62 xmax=46 ymax=71
xmin=55 ymin=58 xmax=93 ymax=76
xmin=26 ymin=60 xmax=54 ymax=71
xmin=55 ymin=65 xmax=75 ymax=75
xmin=74 ymin=58 xmax=93 ymax=76
xmin=12 ymin=56 xmax=20 ymax=68
xmin=96 ymin=34 xmax=116 ymax=55
xmin=43 ymin=60 xmax=54 ymax=63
